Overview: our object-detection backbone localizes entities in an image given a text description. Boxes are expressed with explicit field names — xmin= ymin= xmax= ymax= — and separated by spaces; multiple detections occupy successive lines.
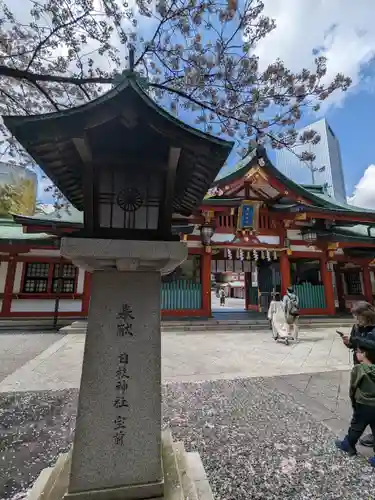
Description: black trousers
xmin=347 ymin=403 xmax=375 ymax=452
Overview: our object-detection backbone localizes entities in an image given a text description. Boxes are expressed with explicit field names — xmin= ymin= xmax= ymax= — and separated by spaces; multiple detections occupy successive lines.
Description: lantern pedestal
xmin=59 ymin=237 xmax=188 ymax=500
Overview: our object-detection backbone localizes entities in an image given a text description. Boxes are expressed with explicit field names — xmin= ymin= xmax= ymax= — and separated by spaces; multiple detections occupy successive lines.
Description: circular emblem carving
xmin=116 ymin=188 xmax=144 ymax=212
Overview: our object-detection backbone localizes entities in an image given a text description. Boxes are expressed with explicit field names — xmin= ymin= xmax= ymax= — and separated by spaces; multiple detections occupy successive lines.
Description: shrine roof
xmin=208 ymin=146 xmax=375 ymax=219
xmin=202 ymin=198 xmax=242 ymax=206
xmin=14 ymin=207 xmax=83 ymax=228
xmin=0 ymin=218 xmax=53 ymax=242
xmin=3 ymin=75 xmax=233 ymax=217
xmin=323 ymin=224 xmax=375 ymax=242
xmin=300 ymin=185 xmax=326 ymax=195
xmin=12 ymin=211 xmax=194 ymax=236
xmin=211 ymin=149 xmax=258 ymax=188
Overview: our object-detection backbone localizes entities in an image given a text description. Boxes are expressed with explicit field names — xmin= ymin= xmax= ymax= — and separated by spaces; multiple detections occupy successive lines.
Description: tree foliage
xmin=0 ymin=182 xmax=24 ymax=215
xmin=0 ymin=0 xmax=351 ymax=169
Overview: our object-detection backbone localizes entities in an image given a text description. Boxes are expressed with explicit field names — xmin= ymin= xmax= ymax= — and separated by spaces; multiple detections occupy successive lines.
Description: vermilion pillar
xmin=280 ymin=251 xmax=291 ymax=296
xmin=334 ymin=264 xmax=345 ymax=311
xmin=1 ymin=256 xmax=17 ymax=316
xmin=201 ymin=250 xmax=212 ymax=317
xmin=362 ymin=264 xmax=373 ymax=304
xmin=81 ymin=271 xmax=92 ymax=315
xmin=321 ymin=257 xmax=335 ymax=315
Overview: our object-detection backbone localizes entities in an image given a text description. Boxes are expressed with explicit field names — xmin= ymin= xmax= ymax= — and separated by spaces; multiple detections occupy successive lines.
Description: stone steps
xmin=60 ymin=318 xmax=354 ymax=334
xmin=161 ymin=318 xmax=353 ymax=332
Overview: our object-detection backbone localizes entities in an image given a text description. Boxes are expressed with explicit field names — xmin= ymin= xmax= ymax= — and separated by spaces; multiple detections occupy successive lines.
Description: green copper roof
xmin=328 ymin=224 xmax=375 ymax=242
xmin=3 ymin=76 xmax=233 ymax=149
xmin=0 ymin=218 xmax=53 ymax=241
xmin=15 ymin=207 xmax=83 ymax=226
xmin=212 ymin=149 xmax=257 ymax=187
xmin=4 ymin=75 xmax=233 ymax=217
xmin=300 ymin=185 xmax=326 ymax=195
xmin=210 ymin=146 xmax=375 ymax=218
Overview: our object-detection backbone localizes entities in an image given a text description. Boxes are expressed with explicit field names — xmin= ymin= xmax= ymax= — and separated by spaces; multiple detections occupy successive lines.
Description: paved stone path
xmin=211 ymin=294 xmax=246 ymax=311
xmin=0 ymin=333 xmax=62 ymax=383
xmin=0 ymin=328 xmax=352 ymax=392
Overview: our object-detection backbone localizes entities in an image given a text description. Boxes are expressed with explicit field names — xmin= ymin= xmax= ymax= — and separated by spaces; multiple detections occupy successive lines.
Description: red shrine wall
xmin=0 ymin=246 xmax=211 ymax=320
xmin=0 ymin=250 xmax=91 ymax=318
xmin=1 ymin=238 xmax=374 ymax=321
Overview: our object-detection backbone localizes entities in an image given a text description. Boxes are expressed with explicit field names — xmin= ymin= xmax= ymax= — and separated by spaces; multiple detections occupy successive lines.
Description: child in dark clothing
xmin=335 ymin=338 xmax=375 ymax=468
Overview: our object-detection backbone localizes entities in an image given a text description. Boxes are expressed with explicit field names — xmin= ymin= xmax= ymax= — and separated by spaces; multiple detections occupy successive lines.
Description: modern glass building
xmin=275 ymin=118 xmax=346 ymax=203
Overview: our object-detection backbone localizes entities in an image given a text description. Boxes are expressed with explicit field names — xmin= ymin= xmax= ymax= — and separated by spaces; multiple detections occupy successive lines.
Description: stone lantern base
xmin=30 ymin=238 xmax=214 ymax=500
xmin=27 ymin=430 xmax=214 ymax=500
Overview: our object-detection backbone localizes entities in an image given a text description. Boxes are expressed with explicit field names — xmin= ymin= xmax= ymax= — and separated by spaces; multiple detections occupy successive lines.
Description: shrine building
xmin=2 ymin=76 xmax=375 ymax=322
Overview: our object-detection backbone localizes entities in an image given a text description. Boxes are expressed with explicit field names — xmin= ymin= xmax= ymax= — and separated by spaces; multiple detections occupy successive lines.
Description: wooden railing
xmin=294 ymin=283 xmax=326 ymax=309
xmin=259 ymin=212 xmax=278 ymax=231
xmin=217 ymin=214 xmax=237 ymax=231
xmin=216 ymin=209 xmax=279 ymax=232
xmin=161 ymin=281 xmax=202 ymax=310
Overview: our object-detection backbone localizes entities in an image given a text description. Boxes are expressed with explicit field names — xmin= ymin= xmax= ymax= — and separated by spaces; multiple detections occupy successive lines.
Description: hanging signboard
xmin=237 ymin=201 xmax=261 ymax=231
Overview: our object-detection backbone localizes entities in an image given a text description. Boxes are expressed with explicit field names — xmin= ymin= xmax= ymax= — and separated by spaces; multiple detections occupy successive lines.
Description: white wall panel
xmin=11 ymin=299 xmax=82 ymax=313
xmin=76 ymin=268 xmax=85 ymax=294
xmin=0 ymin=261 xmax=8 ymax=293
xmin=13 ymin=263 xmax=24 ymax=293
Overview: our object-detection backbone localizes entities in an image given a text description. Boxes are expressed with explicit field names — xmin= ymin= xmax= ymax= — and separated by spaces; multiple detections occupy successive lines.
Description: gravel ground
xmin=1 ymin=378 xmax=374 ymax=500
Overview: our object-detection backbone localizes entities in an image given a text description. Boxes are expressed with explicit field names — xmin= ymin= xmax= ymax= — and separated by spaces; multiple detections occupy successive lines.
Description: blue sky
xmin=325 ymin=79 xmax=375 ymax=197
xmin=36 ymin=0 xmax=375 ymax=208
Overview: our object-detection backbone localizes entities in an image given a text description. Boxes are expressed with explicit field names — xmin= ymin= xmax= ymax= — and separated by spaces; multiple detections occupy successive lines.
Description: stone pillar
xmin=362 ymin=264 xmax=373 ymax=304
xmin=60 ymin=238 xmax=187 ymax=500
xmin=280 ymin=251 xmax=290 ymax=296
xmin=321 ymin=257 xmax=335 ymax=315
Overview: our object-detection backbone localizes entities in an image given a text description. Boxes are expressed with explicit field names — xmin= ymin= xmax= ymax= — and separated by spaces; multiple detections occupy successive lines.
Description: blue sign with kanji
xmin=241 ymin=204 xmax=254 ymax=228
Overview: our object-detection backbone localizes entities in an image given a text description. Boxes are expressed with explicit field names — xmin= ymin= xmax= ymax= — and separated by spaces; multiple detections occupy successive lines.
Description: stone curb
xmin=0 ymin=335 xmax=71 ymax=392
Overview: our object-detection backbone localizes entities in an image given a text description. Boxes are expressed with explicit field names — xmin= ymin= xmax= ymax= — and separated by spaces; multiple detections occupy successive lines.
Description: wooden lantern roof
xmin=3 ymin=74 xmax=233 ymax=216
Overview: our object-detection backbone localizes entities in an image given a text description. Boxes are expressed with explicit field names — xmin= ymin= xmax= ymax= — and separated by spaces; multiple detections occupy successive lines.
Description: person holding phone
xmin=341 ymin=301 xmax=375 ymax=448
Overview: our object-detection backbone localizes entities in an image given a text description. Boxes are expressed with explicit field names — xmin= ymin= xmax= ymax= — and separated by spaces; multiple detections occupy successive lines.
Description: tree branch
xmin=148 ymin=82 xmax=318 ymax=166
xmin=134 ymin=0 xmax=177 ymax=68
xmin=31 ymin=81 xmax=60 ymax=111
xmin=0 ymin=65 xmax=113 ymax=85
xmin=26 ymin=10 xmax=90 ymax=72
xmin=0 ymin=89 xmax=31 ymax=115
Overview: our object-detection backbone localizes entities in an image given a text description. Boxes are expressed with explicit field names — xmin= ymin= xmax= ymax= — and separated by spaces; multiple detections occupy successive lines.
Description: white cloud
xmin=347 ymin=165 xmax=375 ymax=208
xmin=255 ymin=0 xmax=375 ymax=108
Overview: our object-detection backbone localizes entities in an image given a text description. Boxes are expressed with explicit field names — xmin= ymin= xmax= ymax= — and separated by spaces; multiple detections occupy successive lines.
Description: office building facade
xmin=275 ymin=118 xmax=346 ymax=203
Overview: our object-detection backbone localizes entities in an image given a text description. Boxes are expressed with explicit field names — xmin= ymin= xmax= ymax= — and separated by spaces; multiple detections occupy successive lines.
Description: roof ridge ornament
xmin=112 ymin=46 xmax=149 ymax=89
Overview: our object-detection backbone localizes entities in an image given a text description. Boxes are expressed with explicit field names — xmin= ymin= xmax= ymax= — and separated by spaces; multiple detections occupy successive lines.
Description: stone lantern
xmin=4 ymin=74 xmax=232 ymax=500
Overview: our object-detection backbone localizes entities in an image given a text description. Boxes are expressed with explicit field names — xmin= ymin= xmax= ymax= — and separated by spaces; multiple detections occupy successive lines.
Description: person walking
xmin=282 ymin=286 xmax=300 ymax=340
xmin=341 ymin=301 xmax=375 ymax=448
xmin=219 ymin=287 xmax=226 ymax=307
xmin=335 ymin=336 xmax=375 ymax=468
xmin=268 ymin=292 xmax=286 ymax=340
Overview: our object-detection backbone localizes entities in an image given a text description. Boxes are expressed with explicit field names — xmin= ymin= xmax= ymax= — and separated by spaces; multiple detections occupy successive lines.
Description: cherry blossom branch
xmin=26 ymin=10 xmax=91 ymax=71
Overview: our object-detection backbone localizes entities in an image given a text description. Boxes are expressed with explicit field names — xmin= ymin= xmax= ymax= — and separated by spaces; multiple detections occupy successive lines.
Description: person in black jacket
xmin=335 ymin=336 xmax=375 ymax=468
xmin=341 ymin=301 xmax=375 ymax=448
